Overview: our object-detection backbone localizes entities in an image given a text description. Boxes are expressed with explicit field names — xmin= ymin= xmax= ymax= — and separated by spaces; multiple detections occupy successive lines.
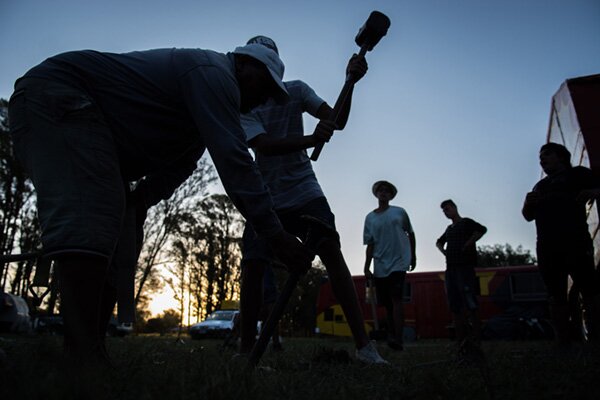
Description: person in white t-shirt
xmin=363 ymin=180 xmax=416 ymax=350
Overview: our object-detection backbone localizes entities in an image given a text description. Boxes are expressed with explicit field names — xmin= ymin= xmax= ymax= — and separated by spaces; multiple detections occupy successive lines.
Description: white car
xmin=189 ymin=310 xmax=239 ymax=339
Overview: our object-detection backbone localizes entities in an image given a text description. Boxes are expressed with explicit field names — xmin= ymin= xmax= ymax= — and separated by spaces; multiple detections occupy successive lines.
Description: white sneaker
xmin=355 ymin=341 xmax=389 ymax=365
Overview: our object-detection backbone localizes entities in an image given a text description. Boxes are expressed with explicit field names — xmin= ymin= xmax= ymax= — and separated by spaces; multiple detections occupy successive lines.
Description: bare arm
xmin=314 ymin=55 xmax=368 ymax=131
xmin=436 ymin=240 xmax=446 ymax=256
xmin=576 ymin=188 xmax=600 ymax=204
xmin=409 ymin=232 xmax=417 ymax=271
xmin=320 ymin=88 xmax=354 ymax=130
xmin=249 ymin=119 xmax=336 ymax=156
xmin=364 ymin=243 xmax=374 ymax=279
xmin=522 ymin=191 xmax=539 ymax=222
xmin=463 ymin=230 xmax=486 ymax=250
xmin=252 ymin=55 xmax=367 ymax=157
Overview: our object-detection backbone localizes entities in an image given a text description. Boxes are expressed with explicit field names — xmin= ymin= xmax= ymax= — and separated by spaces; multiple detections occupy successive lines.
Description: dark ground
xmin=1 ymin=334 xmax=599 ymax=400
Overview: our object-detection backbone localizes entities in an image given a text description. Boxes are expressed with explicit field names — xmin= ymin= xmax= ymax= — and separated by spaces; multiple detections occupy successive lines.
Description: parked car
xmin=33 ymin=314 xmax=133 ymax=337
xmin=32 ymin=314 xmax=64 ymax=335
xmin=0 ymin=291 xmax=31 ymax=334
xmin=107 ymin=318 xmax=134 ymax=337
xmin=189 ymin=310 xmax=239 ymax=339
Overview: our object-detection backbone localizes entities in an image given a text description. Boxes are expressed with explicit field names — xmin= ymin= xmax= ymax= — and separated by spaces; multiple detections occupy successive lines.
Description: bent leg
xmin=239 ymin=260 xmax=265 ymax=353
xmin=318 ymin=239 xmax=369 ymax=348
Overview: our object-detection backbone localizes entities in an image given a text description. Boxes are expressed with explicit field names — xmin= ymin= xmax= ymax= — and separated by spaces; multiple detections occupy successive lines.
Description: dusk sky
xmin=1 ymin=0 xmax=599 ymax=281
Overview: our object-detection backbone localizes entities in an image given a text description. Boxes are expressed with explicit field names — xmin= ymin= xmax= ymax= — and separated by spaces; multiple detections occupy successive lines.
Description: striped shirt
xmin=241 ymin=80 xmax=326 ymax=210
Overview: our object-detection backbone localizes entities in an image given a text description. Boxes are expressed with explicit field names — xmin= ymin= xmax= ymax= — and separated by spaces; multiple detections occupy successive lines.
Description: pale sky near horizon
xmin=1 ymin=0 xmax=599 ymax=284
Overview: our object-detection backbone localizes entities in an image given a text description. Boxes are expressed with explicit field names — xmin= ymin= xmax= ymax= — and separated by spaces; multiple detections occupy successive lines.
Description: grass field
xmin=1 ymin=334 xmax=599 ymax=400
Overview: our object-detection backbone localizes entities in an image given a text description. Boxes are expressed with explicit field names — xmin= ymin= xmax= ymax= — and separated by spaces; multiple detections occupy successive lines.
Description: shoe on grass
xmin=355 ymin=341 xmax=389 ymax=364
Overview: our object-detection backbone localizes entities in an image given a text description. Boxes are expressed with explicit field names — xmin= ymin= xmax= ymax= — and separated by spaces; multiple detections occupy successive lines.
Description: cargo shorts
xmin=8 ymin=78 xmax=125 ymax=259
xmin=241 ymin=196 xmax=340 ymax=263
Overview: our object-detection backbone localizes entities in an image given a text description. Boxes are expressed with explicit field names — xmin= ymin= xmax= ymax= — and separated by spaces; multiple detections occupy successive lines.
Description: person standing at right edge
xmin=523 ymin=142 xmax=600 ymax=350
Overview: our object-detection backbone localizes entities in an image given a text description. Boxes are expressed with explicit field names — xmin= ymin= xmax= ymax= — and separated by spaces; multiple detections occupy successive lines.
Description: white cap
xmin=233 ymin=43 xmax=289 ymax=104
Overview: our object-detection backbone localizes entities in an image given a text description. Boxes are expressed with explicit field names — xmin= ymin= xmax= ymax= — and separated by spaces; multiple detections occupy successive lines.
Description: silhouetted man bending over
xmin=8 ymin=43 xmax=312 ymax=366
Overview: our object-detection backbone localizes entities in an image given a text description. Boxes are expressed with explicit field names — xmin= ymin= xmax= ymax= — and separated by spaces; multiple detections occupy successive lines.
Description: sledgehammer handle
xmin=247 ymin=271 xmax=301 ymax=367
xmin=310 ymin=46 xmax=368 ymax=161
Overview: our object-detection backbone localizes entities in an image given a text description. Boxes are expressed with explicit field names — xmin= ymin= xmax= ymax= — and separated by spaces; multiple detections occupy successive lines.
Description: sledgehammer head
xmin=355 ymin=11 xmax=391 ymax=51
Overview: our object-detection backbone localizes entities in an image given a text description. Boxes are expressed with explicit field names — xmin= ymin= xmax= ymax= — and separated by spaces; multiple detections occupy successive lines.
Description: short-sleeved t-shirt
xmin=363 ymin=206 xmax=414 ymax=277
xmin=437 ymin=218 xmax=487 ymax=268
xmin=531 ymin=166 xmax=599 ymax=245
xmin=241 ymin=80 xmax=325 ymax=211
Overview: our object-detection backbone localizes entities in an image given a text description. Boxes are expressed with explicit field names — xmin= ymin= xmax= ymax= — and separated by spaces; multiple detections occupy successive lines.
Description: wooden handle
xmin=310 ymin=46 xmax=368 ymax=161
xmin=247 ymin=272 xmax=301 ymax=367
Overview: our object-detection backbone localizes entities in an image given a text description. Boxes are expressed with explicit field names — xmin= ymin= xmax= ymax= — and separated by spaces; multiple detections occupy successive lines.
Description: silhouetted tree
xmin=0 ymin=98 xmax=41 ymax=296
xmin=134 ymin=160 xmax=216 ymax=309
xmin=166 ymin=240 xmax=189 ymax=332
xmin=142 ymin=308 xmax=181 ymax=334
xmin=477 ymin=243 xmax=536 ymax=268
xmin=197 ymin=194 xmax=243 ymax=313
xmin=169 ymin=194 xmax=243 ymax=323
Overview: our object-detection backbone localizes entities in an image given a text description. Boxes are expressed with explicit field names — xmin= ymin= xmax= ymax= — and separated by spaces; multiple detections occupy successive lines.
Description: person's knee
xmin=54 ymin=252 xmax=109 ymax=283
xmin=312 ymin=229 xmax=341 ymax=256
xmin=317 ymin=239 xmax=347 ymax=273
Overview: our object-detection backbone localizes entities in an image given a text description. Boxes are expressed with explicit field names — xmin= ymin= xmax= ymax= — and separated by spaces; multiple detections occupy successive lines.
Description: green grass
xmin=1 ymin=335 xmax=599 ymax=400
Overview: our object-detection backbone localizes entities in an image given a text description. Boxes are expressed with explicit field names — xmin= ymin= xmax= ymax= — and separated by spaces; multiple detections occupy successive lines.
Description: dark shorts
xmin=445 ymin=267 xmax=479 ymax=314
xmin=9 ymin=78 xmax=124 ymax=259
xmin=374 ymin=271 xmax=406 ymax=309
xmin=242 ymin=196 xmax=339 ymax=262
xmin=537 ymin=241 xmax=599 ymax=305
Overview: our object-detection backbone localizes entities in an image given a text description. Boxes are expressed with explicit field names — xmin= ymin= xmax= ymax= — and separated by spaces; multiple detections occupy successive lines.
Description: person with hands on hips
xmin=436 ymin=199 xmax=486 ymax=359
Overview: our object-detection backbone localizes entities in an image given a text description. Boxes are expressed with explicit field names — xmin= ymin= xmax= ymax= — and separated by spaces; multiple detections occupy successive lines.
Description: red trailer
xmin=316 ymin=265 xmax=549 ymax=340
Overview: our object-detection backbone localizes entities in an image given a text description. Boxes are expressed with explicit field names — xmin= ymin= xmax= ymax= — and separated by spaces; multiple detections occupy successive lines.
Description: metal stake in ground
xmin=247 ymin=215 xmax=334 ymax=367
xmin=247 ymin=271 xmax=302 ymax=367
xmin=310 ymin=10 xmax=391 ymax=161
